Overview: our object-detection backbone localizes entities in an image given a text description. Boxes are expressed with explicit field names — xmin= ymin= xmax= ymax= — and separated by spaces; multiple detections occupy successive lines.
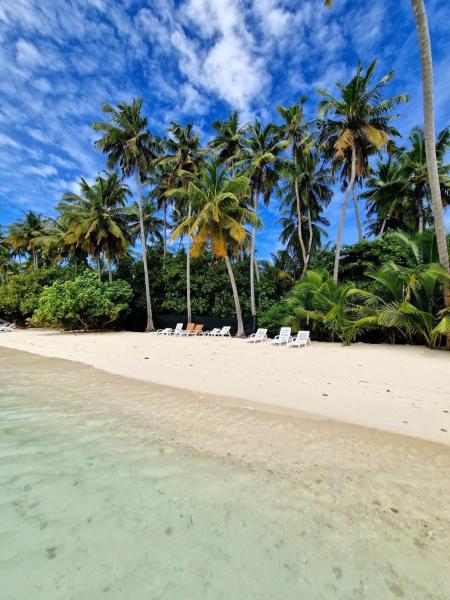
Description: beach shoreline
xmin=1 ymin=328 xmax=449 ymax=446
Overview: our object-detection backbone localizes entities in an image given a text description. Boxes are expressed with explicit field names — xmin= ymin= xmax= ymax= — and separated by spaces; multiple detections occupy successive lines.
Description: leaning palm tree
xmin=316 ymin=60 xmax=407 ymax=282
xmin=92 ymin=98 xmax=157 ymax=329
xmin=160 ymin=122 xmax=204 ymax=323
xmin=410 ymin=0 xmax=449 ymax=284
xmin=58 ymin=172 xmax=131 ymax=283
xmin=239 ymin=120 xmax=284 ymax=329
xmin=6 ymin=211 xmax=46 ymax=269
xmin=170 ymin=159 xmax=259 ymax=337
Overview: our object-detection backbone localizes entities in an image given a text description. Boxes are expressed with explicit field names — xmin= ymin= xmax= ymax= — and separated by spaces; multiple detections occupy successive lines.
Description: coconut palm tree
xmin=6 ymin=211 xmax=46 ymax=269
xmin=58 ymin=172 xmax=131 ymax=283
xmin=401 ymin=126 xmax=450 ymax=234
xmin=362 ymin=157 xmax=411 ymax=237
xmin=32 ymin=216 xmax=88 ymax=266
xmin=92 ymin=98 xmax=157 ymax=329
xmin=276 ymin=101 xmax=312 ymax=267
xmin=278 ymin=148 xmax=333 ymax=273
xmin=127 ymin=196 xmax=164 ymax=248
xmin=209 ymin=111 xmax=247 ymax=172
xmin=239 ymin=120 xmax=285 ymax=329
xmin=410 ymin=0 xmax=449 ymax=284
xmin=317 ymin=60 xmax=408 ymax=282
xmin=161 ymin=122 xmax=203 ymax=323
xmin=170 ymin=159 xmax=259 ymax=337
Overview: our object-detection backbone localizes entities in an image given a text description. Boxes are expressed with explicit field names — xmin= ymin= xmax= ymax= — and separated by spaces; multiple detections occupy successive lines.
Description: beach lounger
xmin=150 ymin=327 xmax=173 ymax=335
xmin=168 ymin=323 xmax=184 ymax=336
xmin=0 ymin=323 xmax=14 ymax=332
xmin=180 ymin=322 xmax=195 ymax=336
xmin=288 ymin=330 xmax=311 ymax=348
xmin=271 ymin=327 xmax=292 ymax=346
xmin=216 ymin=326 xmax=231 ymax=337
xmin=205 ymin=328 xmax=221 ymax=336
xmin=186 ymin=324 xmax=204 ymax=336
xmin=245 ymin=328 xmax=268 ymax=343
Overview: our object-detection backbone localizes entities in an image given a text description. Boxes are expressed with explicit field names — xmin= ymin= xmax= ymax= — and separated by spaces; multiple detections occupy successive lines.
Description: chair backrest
xmin=174 ymin=323 xmax=183 ymax=332
xmin=219 ymin=326 xmax=231 ymax=335
xmin=295 ymin=330 xmax=310 ymax=340
xmin=193 ymin=324 xmax=204 ymax=333
xmin=186 ymin=322 xmax=195 ymax=332
xmin=279 ymin=327 xmax=291 ymax=339
xmin=255 ymin=328 xmax=267 ymax=338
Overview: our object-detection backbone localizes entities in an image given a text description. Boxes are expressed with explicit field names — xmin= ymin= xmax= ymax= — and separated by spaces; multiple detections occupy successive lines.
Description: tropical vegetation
xmin=1 ymin=56 xmax=449 ymax=347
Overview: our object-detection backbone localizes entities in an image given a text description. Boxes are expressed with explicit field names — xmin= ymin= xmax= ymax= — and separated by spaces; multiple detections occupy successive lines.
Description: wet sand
xmin=1 ymin=328 xmax=449 ymax=445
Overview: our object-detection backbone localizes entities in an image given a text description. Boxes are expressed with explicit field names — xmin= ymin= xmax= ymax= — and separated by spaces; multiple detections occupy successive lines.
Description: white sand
xmin=1 ymin=328 xmax=449 ymax=445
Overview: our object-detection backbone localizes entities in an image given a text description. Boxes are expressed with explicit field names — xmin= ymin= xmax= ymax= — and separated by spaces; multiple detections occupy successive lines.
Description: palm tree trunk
xmin=294 ymin=171 xmax=308 ymax=269
xmin=411 ymin=0 xmax=450 ymax=323
xmin=418 ymin=201 xmax=424 ymax=234
xmin=353 ymin=187 xmax=364 ymax=242
xmin=225 ymin=254 xmax=245 ymax=337
xmin=249 ymin=191 xmax=258 ymax=332
xmin=163 ymin=200 xmax=167 ymax=260
xmin=378 ymin=216 xmax=388 ymax=238
xmin=97 ymin=256 xmax=102 ymax=284
xmin=135 ymin=172 xmax=155 ymax=331
xmin=303 ymin=207 xmax=314 ymax=276
xmin=32 ymin=248 xmax=37 ymax=270
xmin=107 ymin=258 xmax=113 ymax=284
xmin=333 ymin=142 xmax=356 ymax=283
xmin=186 ymin=202 xmax=192 ymax=323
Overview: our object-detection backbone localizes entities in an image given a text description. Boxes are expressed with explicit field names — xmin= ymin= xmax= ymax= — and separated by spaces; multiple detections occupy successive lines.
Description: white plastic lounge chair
xmin=205 ymin=328 xmax=221 ymax=336
xmin=271 ymin=327 xmax=292 ymax=346
xmin=150 ymin=327 xmax=173 ymax=335
xmin=245 ymin=328 xmax=268 ymax=343
xmin=288 ymin=330 xmax=311 ymax=348
xmin=217 ymin=326 xmax=231 ymax=337
xmin=168 ymin=323 xmax=185 ymax=336
xmin=0 ymin=323 xmax=14 ymax=332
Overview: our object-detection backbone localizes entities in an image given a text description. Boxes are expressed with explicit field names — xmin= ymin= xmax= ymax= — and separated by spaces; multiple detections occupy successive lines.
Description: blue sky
xmin=0 ymin=0 xmax=449 ymax=259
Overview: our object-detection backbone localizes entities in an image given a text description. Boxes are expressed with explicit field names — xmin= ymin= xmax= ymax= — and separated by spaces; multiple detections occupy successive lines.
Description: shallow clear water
xmin=1 ymin=348 xmax=449 ymax=599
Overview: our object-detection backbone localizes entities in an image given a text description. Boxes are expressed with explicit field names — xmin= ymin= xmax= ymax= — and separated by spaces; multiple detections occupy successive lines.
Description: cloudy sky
xmin=0 ymin=0 xmax=449 ymax=258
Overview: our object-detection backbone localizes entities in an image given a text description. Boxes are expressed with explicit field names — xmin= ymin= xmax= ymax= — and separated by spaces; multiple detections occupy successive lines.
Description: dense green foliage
xmin=29 ymin=271 xmax=132 ymax=331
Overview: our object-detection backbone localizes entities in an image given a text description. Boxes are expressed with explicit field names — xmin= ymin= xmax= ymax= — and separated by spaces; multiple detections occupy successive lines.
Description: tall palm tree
xmin=92 ymin=98 xmax=157 ymax=329
xmin=401 ymin=126 xmax=449 ymax=233
xmin=127 ymin=196 xmax=164 ymax=248
xmin=410 ymin=0 xmax=449 ymax=285
xmin=209 ymin=111 xmax=247 ymax=172
xmin=6 ymin=211 xmax=46 ymax=269
xmin=276 ymin=101 xmax=311 ymax=267
xmin=239 ymin=120 xmax=284 ymax=328
xmin=317 ymin=60 xmax=407 ymax=282
xmin=161 ymin=122 xmax=203 ymax=323
xmin=58 ymin=172 xmax=131 ymax=283
xmin=145 ymin=159 xmax=172 ymax=258
xmin=32 ymin=216 xmax=88 ymax=266
xmin=362 ymin=157 xmax=411 ymax=237
xmin=278 ymin=148 xmax=333 ymax=273
xmin=170 ymin=159 xmax=259 ymax=337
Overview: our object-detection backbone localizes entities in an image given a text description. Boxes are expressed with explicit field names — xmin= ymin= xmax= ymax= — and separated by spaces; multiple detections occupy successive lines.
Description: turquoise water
xmin=1 ymin=348 xmax=449 ymax=599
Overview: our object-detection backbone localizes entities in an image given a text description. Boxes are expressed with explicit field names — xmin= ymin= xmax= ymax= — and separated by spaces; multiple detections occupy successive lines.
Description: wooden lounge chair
xmin=180 ymin=323 xmax=195 ymax=336
xmin=245 ymin=328 xmax=268 ymax=343
xmin=288 ymin=331 xmax=311 ymax=348
xmin=271 ymin=327 xmax=292 ymax=346
xmin=187 ymin=324 xmax=204 ymax=336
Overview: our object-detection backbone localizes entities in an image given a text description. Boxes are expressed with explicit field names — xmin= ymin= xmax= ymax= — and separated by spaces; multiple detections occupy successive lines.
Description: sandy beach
xmin=1 ymin=328 xmax=449 ymax=446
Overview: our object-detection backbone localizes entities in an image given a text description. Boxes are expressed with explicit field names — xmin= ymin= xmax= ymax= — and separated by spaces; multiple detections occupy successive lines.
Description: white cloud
xmin=15 ymin=38 xmax=43 ymax=66
xmin=0 ymin=133 xmax=20 ymax=148
xmin=24 ymin=164 xmax=58 ymax=177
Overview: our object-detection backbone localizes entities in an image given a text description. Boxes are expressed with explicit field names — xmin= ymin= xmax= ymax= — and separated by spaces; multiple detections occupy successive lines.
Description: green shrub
xmin=0 ymin=266 xmax=73 ymax=323
xmin=29 ymin=270 xmax=132 ymax=331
